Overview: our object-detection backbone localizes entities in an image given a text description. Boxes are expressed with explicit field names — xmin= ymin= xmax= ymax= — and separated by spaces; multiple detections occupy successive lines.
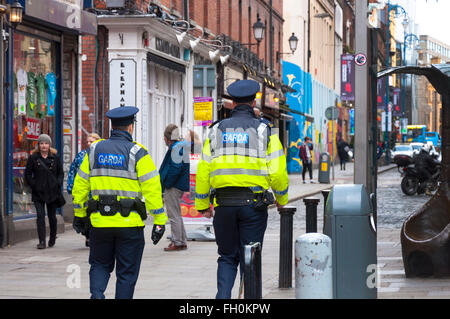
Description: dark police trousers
xmin=213 ymin=204 xmax=268 ymax=299
xmin=89 ymin=227 xmax=145 ymax=299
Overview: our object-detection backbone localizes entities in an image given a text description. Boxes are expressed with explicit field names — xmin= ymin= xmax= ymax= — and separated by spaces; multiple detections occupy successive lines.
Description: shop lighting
xmin=220 ymin=55 xmax=230 ymax=65
xmin=209 ymin=49 xmax=220 ymax=63
xmin=176 ymin=31 xmax=186 ymax=44
xmin=189 ymin=37 xmax=201 ymax=50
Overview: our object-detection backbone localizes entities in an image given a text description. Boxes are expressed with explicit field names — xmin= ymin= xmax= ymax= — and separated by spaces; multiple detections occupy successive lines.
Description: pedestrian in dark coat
xmin=337 ymin=139 xmax=350 ymax=170
xmin=299 ymin=136 xmax=314 ymax=183
xmin=25 ymin=134 xmax=64 ymax=249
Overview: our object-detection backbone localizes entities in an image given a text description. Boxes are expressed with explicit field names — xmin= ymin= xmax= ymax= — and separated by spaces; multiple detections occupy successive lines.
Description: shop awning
xmin=24 ymin=0 xmax=97 ymax=35
xmin=147 ymin=52 xmax=186 ymax=74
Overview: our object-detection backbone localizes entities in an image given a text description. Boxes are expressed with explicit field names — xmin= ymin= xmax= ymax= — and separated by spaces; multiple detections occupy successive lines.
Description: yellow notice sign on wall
xmin=194 ymin=97 xmax=213 ymax=126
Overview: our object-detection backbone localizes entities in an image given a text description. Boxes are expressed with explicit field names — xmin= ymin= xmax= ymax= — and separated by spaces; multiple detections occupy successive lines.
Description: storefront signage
xmin=194 ymin=97 xmax=213 ymax=126
xmin=26 ymin=118 xmax=41 ymax=140
xmin=341 ymin=54 xmax=355 ymax=101
xmin=109 ymin=59 xmax=136 ymax=108
xmin=392 ymin=88 xmax=402 ymax=117
xmin=377 ymin=78 xmax=387 ymax=110
xmin=155 ymin=37 xmax=181 ymax=59
xmin=24 ymin=0 xmax=97 ymax=35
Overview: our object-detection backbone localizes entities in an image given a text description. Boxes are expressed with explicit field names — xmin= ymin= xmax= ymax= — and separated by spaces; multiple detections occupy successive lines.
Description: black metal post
xmin=244 ymin=242 xmax=262 ymax=299
xmin=321 ymin=190 xmax=330 ymax=234
xmin=321 ymin=190 xmax=330 ymax=214
xmin=278 ymin=206 xmax=296 ymax=288
xmin=304 ymin=197 xmax=320 ymax=233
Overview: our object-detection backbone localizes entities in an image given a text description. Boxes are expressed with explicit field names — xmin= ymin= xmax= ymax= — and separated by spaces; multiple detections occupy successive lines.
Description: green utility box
xmin=323 ymin=184 xmax=377 ymax=299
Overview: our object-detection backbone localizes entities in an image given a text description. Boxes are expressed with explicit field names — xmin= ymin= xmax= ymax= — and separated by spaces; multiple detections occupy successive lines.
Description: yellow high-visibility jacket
xmin=72 ymin=130 xmax=167 ymax=228
xmin=195 ymin=105 xmax=289 ymax=211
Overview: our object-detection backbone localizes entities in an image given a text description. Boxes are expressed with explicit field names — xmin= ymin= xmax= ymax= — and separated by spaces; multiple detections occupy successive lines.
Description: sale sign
xmin=26 ymin=118 xmax=40 ymax=140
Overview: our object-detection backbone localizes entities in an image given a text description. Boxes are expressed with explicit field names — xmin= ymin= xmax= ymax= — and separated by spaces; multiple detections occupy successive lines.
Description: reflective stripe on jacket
xmin=195 ymin=104 xmax=289 ymax=211
xmin=72 ymin=130 xmax=167 ymax=227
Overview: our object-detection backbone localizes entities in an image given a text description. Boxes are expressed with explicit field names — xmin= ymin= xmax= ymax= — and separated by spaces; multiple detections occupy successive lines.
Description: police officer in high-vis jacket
xmin=72 ymin=106 xmax=167 ymax=299
xmin=195 ymin=80 xmax=289 ymax=299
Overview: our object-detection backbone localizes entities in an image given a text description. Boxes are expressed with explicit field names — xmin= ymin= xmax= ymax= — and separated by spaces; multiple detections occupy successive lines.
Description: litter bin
xmin=323 ymin=184 xmax=377 ymax=299
xmin=318 ymin=152 xmax=331 ymax=184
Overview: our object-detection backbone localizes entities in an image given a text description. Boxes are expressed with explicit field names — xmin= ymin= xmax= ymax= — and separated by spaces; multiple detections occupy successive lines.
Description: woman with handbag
xmin=25 ymin=134 xmax=64 ymax=249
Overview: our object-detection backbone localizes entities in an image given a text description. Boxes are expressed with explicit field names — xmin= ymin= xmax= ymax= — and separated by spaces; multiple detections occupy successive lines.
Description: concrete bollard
xmin=295 ymin=233 xmax=333 ymax=299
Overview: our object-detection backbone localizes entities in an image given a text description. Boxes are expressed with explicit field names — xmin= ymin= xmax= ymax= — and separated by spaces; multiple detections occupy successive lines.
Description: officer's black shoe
xmin=48 ymin=238 xmax=56 ymax=248
xmin=37 ymin=242 xmax=46 ymax=249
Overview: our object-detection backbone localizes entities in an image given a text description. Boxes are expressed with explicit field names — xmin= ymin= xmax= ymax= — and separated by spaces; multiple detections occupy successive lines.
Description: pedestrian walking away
xmin=299 ymin=136 xmax=314 ymax=183
xmin=72 ymin=106 xmax=168 ymax=299
xmin=160 ymin=124 xmax=190 ymax=251
xmin=67 ymin=132 xmax=101 ymax=247
xmin=337 ymin=138 xmax=350 ymax=171
xmin=195 ymin=79 xmax=289 ymax=299
xmin=24 ymin=134 xmax=64 ymax=249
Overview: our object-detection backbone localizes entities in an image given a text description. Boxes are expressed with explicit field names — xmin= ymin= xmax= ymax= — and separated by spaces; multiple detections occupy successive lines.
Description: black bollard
xmin=278 ymin=206 xmax=296 ymax=288
xmin=321 ymin=190 xmax=331 ymax=233
xmin=244 ymin=242 xmax=262 ymax=299
xmin=303 ymin=197 xmax=320 ymax=233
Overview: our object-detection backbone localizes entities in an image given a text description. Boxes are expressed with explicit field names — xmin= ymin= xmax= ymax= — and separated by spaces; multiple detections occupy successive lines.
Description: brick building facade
xmin=80 ymin=0 xmax=285 ymax=149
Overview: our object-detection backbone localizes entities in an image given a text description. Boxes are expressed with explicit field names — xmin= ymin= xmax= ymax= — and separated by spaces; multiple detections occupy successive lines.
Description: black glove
xmin=151 ymin=224 xmax=165 ymax=245
xmin=73 ymin=217 xmax=87 ymax=235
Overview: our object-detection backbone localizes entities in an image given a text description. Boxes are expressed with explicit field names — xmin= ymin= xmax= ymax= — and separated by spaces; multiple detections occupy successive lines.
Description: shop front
xmin=3 ymin=0 xmax=96 ymax=245
xmin=99 ymin=14 xmax=196 ymax=168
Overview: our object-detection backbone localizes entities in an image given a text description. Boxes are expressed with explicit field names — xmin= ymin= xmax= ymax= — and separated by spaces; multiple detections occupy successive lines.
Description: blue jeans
xmin=89 ymin=227 xmax=145 ymax=299
xmin=213 ymin=205 xmax=268 ymax=299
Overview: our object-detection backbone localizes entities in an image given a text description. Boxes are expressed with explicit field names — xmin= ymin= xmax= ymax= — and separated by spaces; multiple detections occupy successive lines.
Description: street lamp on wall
xmin=276 ymin=33 xmax=299 ymax=61
xmin=252 ymin=15 xmax=265 ymax=43
xmin=241 ymin=14 xmax=265 ymax=47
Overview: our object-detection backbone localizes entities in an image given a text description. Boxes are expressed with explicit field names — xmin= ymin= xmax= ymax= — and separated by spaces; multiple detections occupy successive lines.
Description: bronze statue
xmin=378 ymin=64 xmax=450 ymax=277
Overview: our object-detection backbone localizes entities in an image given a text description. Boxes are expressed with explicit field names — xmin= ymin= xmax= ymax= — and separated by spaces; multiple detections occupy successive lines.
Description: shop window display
xmin=13 ymin=33 xmax=57 ymax=217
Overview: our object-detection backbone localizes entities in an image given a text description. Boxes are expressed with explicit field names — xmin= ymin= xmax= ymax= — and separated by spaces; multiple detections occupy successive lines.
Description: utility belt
xmin=211 ymin=187 xmax=275 ymax=211
xmin=86 ymin=195 xmax=147 ymax=221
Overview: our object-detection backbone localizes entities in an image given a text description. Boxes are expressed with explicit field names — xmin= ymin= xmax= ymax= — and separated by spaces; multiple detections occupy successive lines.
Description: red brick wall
xmin=80 ymin=26 xmax=109 ymax=149
xmin=187 ymin=0 xmax=284 ymax=77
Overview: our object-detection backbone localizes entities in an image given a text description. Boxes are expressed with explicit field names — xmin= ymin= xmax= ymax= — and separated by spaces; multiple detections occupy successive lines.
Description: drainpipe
xmin=184 ymin=0 xmax=189 ymax=22
xmin=0 ymin=15 xmax=5 ymax=247
xmin=307 ymin=0 xmax=311 ymax=73
xmin=269 ymin=0 xmax=273 ymax=73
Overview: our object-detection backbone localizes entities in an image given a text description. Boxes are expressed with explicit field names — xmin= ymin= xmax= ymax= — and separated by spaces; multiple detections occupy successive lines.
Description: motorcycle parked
xmin=400 ymin=163 xmax=441 ymax=196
